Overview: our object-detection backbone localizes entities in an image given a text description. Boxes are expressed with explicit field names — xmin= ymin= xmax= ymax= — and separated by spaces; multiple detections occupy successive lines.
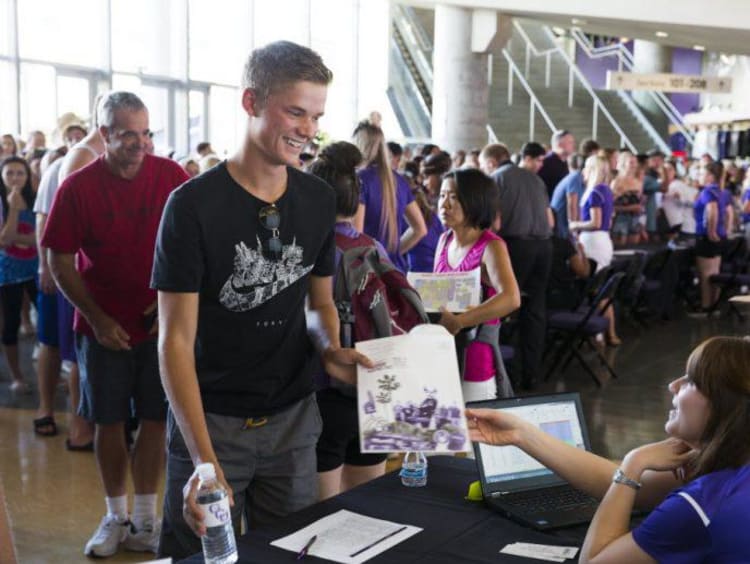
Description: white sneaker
xmin=124 ymin=518 xmax=161 ymax=553
xmin=84 ymin=515 xmax=129 ymax=557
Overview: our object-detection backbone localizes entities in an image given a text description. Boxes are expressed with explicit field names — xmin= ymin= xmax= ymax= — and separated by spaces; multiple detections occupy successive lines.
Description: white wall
xmin=702 ymin=54 xmax=750 ymax=115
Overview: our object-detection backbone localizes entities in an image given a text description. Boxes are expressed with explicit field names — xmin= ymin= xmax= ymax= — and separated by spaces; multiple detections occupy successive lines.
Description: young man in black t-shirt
xmin=151 ymin=41 xmax=371 ymax=559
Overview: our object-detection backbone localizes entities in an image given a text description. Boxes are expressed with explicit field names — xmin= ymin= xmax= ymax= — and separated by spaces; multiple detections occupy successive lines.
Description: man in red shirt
xmin=42 ymin=91 xmax=188 ymax=558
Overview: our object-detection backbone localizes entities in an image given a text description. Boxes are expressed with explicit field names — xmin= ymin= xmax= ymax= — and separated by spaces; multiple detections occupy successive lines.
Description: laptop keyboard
xmin=501 ymin=486 xmax=596 ymax=513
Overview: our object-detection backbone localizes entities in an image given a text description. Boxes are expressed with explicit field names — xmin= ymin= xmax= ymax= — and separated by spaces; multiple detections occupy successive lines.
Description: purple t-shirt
xmin=632 ymin=464 xmax=750 ymax=563
xmin=719 ymin=189 xmax=733 ymax=237
xmin=694 ymin=184 xmax=729 ymax=238
xmin=580 ymin=184 xmax=614 ymax=231
xmin=358 ymin=165 xmax=414 ymax=272
xmin=408 ymin=213 xmax=444 ymax=273
xmin=742 ymin=189 xmax=750 ymax=224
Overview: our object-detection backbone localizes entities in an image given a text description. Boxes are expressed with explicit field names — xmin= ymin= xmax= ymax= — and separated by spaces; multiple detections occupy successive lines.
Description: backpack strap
xmin=335 ymin=230 xmax=376 ymax=252
xmin=434 ymin=230 xmax=452 ymax=270
xmin=455 ymin=323 xmax=514 ymax=399
xmin=333 ymin=233 xmax=357 ymax=349
xmin=333 ymin=230 xmax=388 ymax=347
xmin=473 ymin=324 xmax=514 ymax=398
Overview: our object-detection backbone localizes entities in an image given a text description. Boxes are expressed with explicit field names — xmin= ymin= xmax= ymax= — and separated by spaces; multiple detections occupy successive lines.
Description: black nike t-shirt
xmin=151 ymin=162 xmax=335 ymax=417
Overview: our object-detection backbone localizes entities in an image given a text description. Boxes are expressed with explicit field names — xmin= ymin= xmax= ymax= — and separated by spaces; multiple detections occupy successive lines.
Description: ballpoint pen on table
xmin=349 ymin=525 xmax=408 ymax=558
xmin=296 ymin=534 xmax=317 ymax=560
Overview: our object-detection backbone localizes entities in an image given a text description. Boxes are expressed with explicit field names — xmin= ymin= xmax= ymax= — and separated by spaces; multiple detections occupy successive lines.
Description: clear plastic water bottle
xmin=196 ymin=463 xmax=238 ymax=564
xmin=399 ymin=451 xmax=428 ymax=487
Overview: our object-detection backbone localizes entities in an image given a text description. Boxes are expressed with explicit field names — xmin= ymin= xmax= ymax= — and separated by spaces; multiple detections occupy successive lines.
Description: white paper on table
xmin=500 ymin=542 xmax=579 ymax=562
xmin=355 ymin=324 xmax=469 ymax=453
xmin=270 ymin=509 xmax=422 ymax=564
xmin=406 ymin=269 xmax=482 ymax=312
xmin=612 ymin=249 xmax=639 ymax=257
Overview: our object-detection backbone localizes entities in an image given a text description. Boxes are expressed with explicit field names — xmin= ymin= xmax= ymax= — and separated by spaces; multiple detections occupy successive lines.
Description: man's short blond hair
xmin=242 ymin=41 xmax=333 ymax=108
xmin=480 ymin=143 xmax=510 ymax=164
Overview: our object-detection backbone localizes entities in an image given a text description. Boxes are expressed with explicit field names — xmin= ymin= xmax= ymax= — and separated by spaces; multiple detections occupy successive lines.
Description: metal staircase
xmin=570 ymin=27 xmax=693 ymax=148
xmin=389 ymin=7 xmax=680 ymax=153
xmin=500 ymin=19 xmax=663 ymax=152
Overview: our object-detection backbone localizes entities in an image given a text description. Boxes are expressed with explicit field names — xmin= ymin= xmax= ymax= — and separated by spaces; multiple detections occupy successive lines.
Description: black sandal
xmin=33 ymin=416 xmax=58 ymax=437
xmin=65 ymin=439 xmax=94 ymax=452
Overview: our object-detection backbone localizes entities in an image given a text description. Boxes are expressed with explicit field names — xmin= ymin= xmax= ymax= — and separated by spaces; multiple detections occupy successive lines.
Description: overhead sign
xmin=606 ymin=71 xmax=732 ymax=94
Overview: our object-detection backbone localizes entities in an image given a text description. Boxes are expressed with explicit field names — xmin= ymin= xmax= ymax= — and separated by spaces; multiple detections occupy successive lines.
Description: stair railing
xmin=498 ymin=49 xmax=557 ymax=141
xmin=511 ymin=20 xmax=645 ymax=153
xmin=511 ymin=22 xmax=558 ymax=87
xmin=486 ymin=124 xmax=499 ymax=144
xmin=570 ymin=28 xmax=694 ymax=147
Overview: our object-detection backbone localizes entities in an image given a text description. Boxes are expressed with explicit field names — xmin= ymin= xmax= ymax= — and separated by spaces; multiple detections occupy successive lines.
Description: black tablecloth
xmin=180 ymin=456 xmax=583 ymax=563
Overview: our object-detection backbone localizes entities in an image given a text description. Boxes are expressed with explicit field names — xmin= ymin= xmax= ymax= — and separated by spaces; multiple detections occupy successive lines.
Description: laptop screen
xmin=471 ymin=394 xmax=590 ymax=490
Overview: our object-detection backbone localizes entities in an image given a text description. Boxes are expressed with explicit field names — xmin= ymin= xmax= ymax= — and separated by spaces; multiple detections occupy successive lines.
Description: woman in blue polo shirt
xmin=739 ymin=176 xmax=750 ymax=249
xmin=467 ymin=335 xmax=750 ymax=563
xmin=694 ymin=161 xmax=733 ymax=313
xmin=570 ymin=155 xmax=614 ymax=272
xmin=352 ymin=120 xmax=427 ymax=273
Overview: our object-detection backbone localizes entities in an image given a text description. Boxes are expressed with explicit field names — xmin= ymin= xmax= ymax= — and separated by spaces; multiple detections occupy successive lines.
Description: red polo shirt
xmin=42 ymin=153 xmax=188 ymax=345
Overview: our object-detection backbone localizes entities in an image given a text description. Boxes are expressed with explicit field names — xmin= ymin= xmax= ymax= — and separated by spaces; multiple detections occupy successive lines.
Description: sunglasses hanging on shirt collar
xmin=259 ymin=203 xmax=282 ymax=256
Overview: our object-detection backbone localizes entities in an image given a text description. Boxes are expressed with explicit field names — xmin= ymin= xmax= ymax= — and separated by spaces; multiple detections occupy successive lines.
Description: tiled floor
xmin=0 ymin=337 xmax=158 ymax=563
xmin=0 ymin=311 xmax=744 ymax=563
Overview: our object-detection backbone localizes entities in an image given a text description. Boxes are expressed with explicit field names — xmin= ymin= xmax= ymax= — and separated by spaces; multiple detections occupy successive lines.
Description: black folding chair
xmin=615 ymin=252 xmax=648 ymax=326
xmin=576 ymin=265 xmax=614 ymax=309
xmin=632 ymin=248 xmax=675 ymax=324
xmin=707 ymin=237 xmax=750 ymax=319
xmin=544 ymin=271 xmax=626 ymax=387
xmin=672 ymin=244 xmax=700 ymax=310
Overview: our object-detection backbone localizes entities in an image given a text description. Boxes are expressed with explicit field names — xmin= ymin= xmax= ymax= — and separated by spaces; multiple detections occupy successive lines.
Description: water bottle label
xmin=399 ymin=464 xmax=426 ymax=479
xmin=200 ymin=497 xmax=231 ymax=528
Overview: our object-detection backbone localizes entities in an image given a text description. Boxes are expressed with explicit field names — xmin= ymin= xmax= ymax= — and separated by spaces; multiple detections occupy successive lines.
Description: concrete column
xmin=632 ymin=39 xmax=672 ymax=120
xmin=432 ymin=5 xmax=491 ymax=152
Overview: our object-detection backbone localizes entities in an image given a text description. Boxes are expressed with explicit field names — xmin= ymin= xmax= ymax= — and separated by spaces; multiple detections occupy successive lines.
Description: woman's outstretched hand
xmin=465 ymin=407 xmax=525 ymax=447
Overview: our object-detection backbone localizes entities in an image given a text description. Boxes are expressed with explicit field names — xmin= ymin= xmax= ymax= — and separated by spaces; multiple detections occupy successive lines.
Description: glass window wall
xmin=1 ymin=0 xmax=380 ymax=156
xmin=112 ymin=0 xmax=186 ymax=78
xmin=0 ymin=0 xmax=13 ymax=56
xmin=188 ymin=0 xmax=250 ymax=85
xmin=56 ymin=75 xmax=91 ymax=125
xmin=19 ymin=63 xmax=57 ymax=135
xmin=17 ymin=0 xmax=106 ymax=68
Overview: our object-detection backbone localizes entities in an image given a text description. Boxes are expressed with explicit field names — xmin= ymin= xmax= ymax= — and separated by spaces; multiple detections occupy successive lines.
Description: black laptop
xmin=468 ymin=393 xmax=599 ymax=530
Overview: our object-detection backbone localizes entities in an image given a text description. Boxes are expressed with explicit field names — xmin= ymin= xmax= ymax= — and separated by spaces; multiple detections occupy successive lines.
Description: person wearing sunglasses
xmin=152 ymin=41 xmax=372 ymax=560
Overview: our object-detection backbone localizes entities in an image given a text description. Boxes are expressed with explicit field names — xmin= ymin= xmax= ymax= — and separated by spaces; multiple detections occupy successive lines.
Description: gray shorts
xmin=75 ymin=334 xmax=166 ymax=425
xmin=158 ymin=393 xmax=322 ymax=560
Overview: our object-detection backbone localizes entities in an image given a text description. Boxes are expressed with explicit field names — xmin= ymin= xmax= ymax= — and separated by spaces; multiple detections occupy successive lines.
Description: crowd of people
xmin=1 ymin=39 xmax=748 ymax=562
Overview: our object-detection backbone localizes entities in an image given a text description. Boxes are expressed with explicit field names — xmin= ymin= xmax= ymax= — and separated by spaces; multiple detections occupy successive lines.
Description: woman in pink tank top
xmin=434 ymin=169 xmax=520 ymax=402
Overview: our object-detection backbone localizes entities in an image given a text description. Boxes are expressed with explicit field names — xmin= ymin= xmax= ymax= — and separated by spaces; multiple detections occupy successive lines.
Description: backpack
xmin=334 ymin=231 xmax=429 ymax=350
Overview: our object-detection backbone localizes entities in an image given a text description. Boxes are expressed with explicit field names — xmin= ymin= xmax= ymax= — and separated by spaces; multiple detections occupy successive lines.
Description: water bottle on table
xmin=400 ymin=451 xmax=428 ymax=487
xmin=196 ymin=462 xmax=238 ymax=564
